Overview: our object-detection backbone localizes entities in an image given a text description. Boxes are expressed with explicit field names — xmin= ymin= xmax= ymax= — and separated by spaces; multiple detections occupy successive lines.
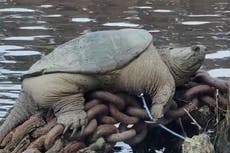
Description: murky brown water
xmin=0 ymin=0 xmax=230 ymax=152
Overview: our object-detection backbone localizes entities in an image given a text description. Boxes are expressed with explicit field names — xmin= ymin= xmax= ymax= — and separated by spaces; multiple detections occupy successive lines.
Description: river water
xmin=0 ymin=0 xmax=229 ymax=152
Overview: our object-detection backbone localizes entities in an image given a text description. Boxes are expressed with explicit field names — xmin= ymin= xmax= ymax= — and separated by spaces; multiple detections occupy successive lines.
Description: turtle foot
xmin=57 ymin=110 xmax=87 ymax=137
xmin=151 ymin=104 xmax=164 ymax=119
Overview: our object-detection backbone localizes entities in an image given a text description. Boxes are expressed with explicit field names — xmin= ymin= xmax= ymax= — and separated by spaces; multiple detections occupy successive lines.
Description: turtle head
xmin=163 ymin=45 xmax=206 ymax=86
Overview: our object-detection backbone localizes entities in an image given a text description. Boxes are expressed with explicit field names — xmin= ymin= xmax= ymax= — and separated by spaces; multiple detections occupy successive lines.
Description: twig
xmin=227 ymin=83 xmax=230 ymax=117
xmin=178 ymin=118 xmax=187 ymax=137
xmin=215 ymin=89 xmax=219 ymax=125
xmin=139 ymin=93 xmax=186 ymax=140
xmin=204 ymin=115 xmax=215 ymax=132
xmin=213 ymin=89 xmax=220 ymax=145
xmin=183 ymin=108 xmax=202 ymax=132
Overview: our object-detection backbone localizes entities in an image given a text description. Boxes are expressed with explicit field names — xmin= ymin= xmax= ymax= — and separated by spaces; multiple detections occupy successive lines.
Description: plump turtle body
xmin=0 ymin=29 xmax=206 ymax=142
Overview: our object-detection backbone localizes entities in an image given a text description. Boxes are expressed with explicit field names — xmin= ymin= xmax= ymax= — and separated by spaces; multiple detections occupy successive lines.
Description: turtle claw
xmin=80 ymin=125 xmax=85 ymax=136
xmin=57 ymin=110 xmax=87 ymax=136
xmin=71 ymin=128 xmax=77 ymax=137
xmin=63 ymin=124 xmax=71 ymax=134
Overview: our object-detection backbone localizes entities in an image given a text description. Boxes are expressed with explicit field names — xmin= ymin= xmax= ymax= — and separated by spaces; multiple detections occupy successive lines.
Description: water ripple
xmin=212 ymin=36 xmax=230 ymax=40
xmin=71 ymin=18 xmax=96 ymax=23
xmin=0 ymin=45 xmax=24 ymax=51
xmin=0 ymin=92 xmax=19 ymax=98
xmin=103 ymin=22 xmax=139 ymax=27
xmin=0 ymin=69 xmax=27 ymax=75
xmin=0 ymin=84 xmax=21 ymax=90
xmin=0 ymin=105 xmax=13 ymax=110
xmin=187 ymin=14 xmax=221 ymax=17
xmin=206 ymin=50 xmax=230 ymax=59
xmin=39 ymin=5 xmax=53 ymax=8
xmin=1 ymin=14 xmax=34 ymax=19
xmin=148 ymin=30 xmax=161 ymax=33
xmin=19 ymin=26 xmax=51 ymax=30
xmin=135 ymin=6 xmax=152 ymax=9
xmin=153 ymin=9 xmax=174 ymax=13
xmin=208 ymin=68 xmax=230 ymax=78
xmin=181 ymin=21 xmax=211 ymax=25
xmin=1 ymin=35 xmax=52 ymax=41
xmin=0 ymin=8 xmax=35 ymax=13
xmin=125 ymin=16 xmax=140 ymax=20
xmin=42 ymin=14 xmax=62 ymax=18
xmin=114 ymin=142 xmax=133 ymax=153
xmin=3 ymin=50 xmax=42 ymax=56
xmin=0 ymin=111 xmax=7 ymax=118
xmin=0 ymin=60 xmax=17 ymax=64
xmin=0 ymin=99 xmax=15 ymax=105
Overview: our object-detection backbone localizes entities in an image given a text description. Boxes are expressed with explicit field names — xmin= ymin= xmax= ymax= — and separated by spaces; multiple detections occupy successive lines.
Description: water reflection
xmin=3 ymin=50 xmax=41 ymax=56
xmin=19 ymin=26 xmax=51 ymax=30
xmin=187 ymin=14 xmax=221 ymax=17
xmin=71 ymin=18 xmax=96 ymax=23
xmin=208 ymin=68 xmax=230 ymax=77
xmin=0 ymin=69 xmax=27 ymax=74
xmin=153 ymin=9 xmax=174 ymax=13
xmin=0 ymin=99 xmax=16 ymax=105
xmin=114 ymin=142 xmax=133 ymax=153
xmin=206 ymin=50 xmax=230 ymax=59
xmin=0 ymin=92 xmax=19 ymax=98
xmin=181 ymin=21 xmax=211 ymax=25
xmin=39 ymin=5 xmax=53 ymax=8
xmin=134 ymin=6 xmax=152 ymax=9
xmin=41 ymin=14 xmax=62 ymax=18
xmin=0 ymin=45 xmax=24 ymax=51
xmin=0 ymin=8 xmax=35 ymax=12
xmin=102 ymin=22 xmax=140 ymax=27
xmin=1 ymin=35 xmax=52 ymax=41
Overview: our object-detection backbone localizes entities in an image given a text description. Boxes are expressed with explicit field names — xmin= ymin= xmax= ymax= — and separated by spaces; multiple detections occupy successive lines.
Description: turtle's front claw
xmin=57 ymin=110 xmax=87 ymax=136
xmin=63 ymin=124 xmax=71 ymax=134
xmin=71 ymin=128 xmax=77 ymax=137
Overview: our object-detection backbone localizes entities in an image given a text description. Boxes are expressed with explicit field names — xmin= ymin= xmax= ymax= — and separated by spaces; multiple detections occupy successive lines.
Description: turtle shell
xmin=24 ymin=28 xmax=152 ymax=78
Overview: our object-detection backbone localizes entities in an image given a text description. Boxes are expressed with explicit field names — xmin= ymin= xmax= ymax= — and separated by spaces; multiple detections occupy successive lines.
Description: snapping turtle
xmin=0 ymin=29 xmax=206 ymax=142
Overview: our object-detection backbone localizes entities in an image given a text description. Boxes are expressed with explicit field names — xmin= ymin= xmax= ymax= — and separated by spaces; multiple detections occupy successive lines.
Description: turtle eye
xmin=192 ymin=46 xmax=200 ymax=52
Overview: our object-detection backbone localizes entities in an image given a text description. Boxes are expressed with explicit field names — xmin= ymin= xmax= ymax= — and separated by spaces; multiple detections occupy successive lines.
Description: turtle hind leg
xmin=52 ymin=93 xmax=87 ymax=136
xmin=0 ymin=91 xmax=39 ymax=143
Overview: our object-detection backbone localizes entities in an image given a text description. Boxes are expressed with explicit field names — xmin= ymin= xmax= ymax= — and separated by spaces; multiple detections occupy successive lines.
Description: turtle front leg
xmin=52 ymin=93 xmax=87 ymax=136
xmin=151 ymin=84 xmax=175 ymax=119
